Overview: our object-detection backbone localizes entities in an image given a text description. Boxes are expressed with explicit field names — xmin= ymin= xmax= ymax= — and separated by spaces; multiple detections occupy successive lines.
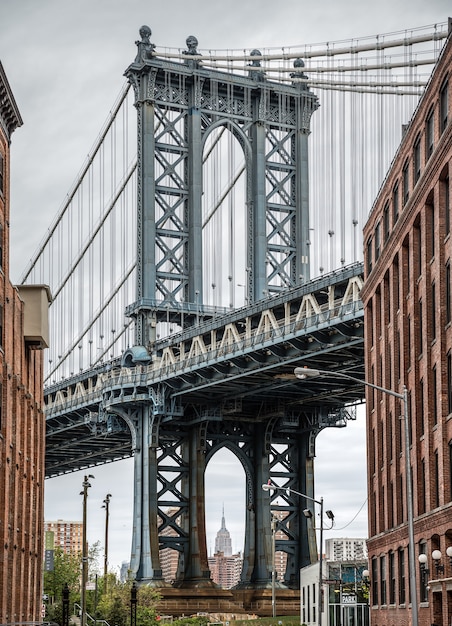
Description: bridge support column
xmin=250 ymin=93 xmax=268 ymax=302
xmin=280 ymin=431 xmax=318 ymax=588
xmin=129 ymin=406 xmax=166 ymax=585
xmin=175 ymin=424 xmax=212 ymax=587
xmin=187 ymin=86 xmax=203 ymax=304
xmin=239 ymin=424 xmax=272 ymax=588
xmin=295 ymin=123 xmax=311 ymax=284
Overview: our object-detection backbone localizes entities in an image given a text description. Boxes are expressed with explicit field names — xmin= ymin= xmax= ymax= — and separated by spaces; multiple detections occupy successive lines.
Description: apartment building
xmin=0 ymin=61 xmax=51 ymax=623
xmin=362 ymin=21 xmax=452 ymax=626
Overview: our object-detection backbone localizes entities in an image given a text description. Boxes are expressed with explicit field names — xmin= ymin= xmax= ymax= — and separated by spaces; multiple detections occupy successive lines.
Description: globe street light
xmin=294 ymin=366 xmax=417 ymax=626
xmin=80 ymin=474 xmax=94 ymax=626
xmin=262 ymin=481 xmax=334 ymax=626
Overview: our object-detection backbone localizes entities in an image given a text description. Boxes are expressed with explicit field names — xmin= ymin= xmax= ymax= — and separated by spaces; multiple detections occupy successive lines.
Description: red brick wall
xmin=362 ymin=28 xmax=452 ymax=626
xmin=0 ymin=85 xmax=45 ymax=622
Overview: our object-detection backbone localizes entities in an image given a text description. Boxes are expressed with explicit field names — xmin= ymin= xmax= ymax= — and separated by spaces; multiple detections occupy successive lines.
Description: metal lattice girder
xmin=125 ymin=44 xmax=319 ymax=347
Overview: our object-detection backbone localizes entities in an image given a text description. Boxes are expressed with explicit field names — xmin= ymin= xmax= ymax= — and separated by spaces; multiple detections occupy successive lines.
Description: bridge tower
xmin=122 ymin=27 xmax=321 ymax=592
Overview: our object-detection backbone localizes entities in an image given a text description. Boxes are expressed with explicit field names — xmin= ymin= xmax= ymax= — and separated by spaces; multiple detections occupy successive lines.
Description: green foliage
xmin=43 ymin=547 xmax=81 ymax=605
xmin=97 ymin=579 xmax=162 ymax=626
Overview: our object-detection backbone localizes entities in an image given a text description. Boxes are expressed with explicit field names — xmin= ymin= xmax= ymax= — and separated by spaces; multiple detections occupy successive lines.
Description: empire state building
xmin=214 ymin=507 xmax=232 ymax=556
xmin=208 ymin=508 xmax=243 ymax=588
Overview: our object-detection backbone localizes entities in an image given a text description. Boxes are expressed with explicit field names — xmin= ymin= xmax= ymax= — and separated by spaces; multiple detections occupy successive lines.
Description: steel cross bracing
xmin=44 ymin=263 xmax=364 ymax=588
xmin=125 ymin=34 xmax=318 ymax=351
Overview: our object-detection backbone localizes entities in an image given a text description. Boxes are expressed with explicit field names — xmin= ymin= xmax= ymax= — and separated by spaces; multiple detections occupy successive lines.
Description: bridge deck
xmin=44 ymin=263 xmax=365 ymax=477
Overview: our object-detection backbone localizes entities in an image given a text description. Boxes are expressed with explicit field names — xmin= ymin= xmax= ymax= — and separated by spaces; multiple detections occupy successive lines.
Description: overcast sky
xmin=1 ymin=0 xmax=449 ymax=575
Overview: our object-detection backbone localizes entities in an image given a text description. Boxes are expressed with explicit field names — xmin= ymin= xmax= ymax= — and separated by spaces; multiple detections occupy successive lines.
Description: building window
xmin=396 ymin=330 xmax=401 ymax=383
xmin=0 ymin=152 xmax=4 ymax=196
xmin=420 ymin=378 xmax=425 ymax=435
xmin=388 ymin=479 xmax=394 ymax=527
xmin=383 ymin=201 xmax=390 ymax=241
xmin=398 ymin=549 xmax=406 ymax=604
xmin=431 ymin=281 xmax=436 ymax=340
xmin=425 ymin=108 xmax=434 ymax=158
xmin=448 ymin=352 xmax=452 ymax=415
xmin=402 ymin=160 xmax=409 ymax=206
xmin=371 ymin=557 xmax=378 ymax=606
xmin=375 ymin=221 xmax=381 ymax=261
xmin=419 ymin=299 xmax=423 ymax=354
xmin=444 ymin=175 xmax=450 ymax=235
xmin=380 ymin=555 xmax=387 ymax=605
xmin=414 ymin=219 xmax=422 ymax=278
xmin=429 ymin=201 xmax=435 ymax=259
xmin=388 ymin=412 xmax=393 ymax=460
xmin=449 ymin=440 xmax=452 ymax=502
xmin=435 ymin=450 xmax=440 ymax=508
xmin=420 ymin=458 xmax=426 ymax=515
xmin=389 ymin=551 xmax=396 ymax=604
xmin=413 ymin=135 xmax=421 ymax=183
xmin=447 ymin=262 xmax=451 ymax=324
xmin=433 ymin=365 xmax=438 ymax=426
xmin=440 ymin=78 xmax=448 ymax=134
xmin=393 ymin=182 xmax=399 ymax=224
xmin=407 ymin=315 xmax=411 ymax=369
xmin=366 ymin=237 xmax=373 ymax=274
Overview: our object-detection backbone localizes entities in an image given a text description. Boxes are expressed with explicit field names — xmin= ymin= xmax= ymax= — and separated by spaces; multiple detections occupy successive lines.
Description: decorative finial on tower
xmin=134 ymin=25 xmax=155 ymax=64
xmin=184 ymin=35 xmax=199 ymax=55
xmin=291 ymin=58 xmax=309 ymax=90
xmin=183 ymin=35 xmax=201 ymax=68
xmin=248 ymin=49 xmax=265 ymax=81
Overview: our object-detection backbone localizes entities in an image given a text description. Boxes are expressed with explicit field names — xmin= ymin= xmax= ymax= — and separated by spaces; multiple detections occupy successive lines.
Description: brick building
xmin=0 ymin=62 xmax=51 ymax=622
xmin=208 ymin=550 xmax=242 ymax=589
xmin=44 ymin=519 xmax=83 ymax=554
xmin=362 ymin=21 xmax=452 ymax=626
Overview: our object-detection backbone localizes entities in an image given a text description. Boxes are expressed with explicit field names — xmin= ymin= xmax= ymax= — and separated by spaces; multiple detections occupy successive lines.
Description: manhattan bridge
xmin=22 ymin=20 xmax=450 ymax=611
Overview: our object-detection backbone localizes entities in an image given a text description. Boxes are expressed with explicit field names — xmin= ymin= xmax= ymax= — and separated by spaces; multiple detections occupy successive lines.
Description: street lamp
xmin=80 ymin=474 xmax=94 ymax=626
xmin=294 ymin=366 xmax=417 ymax=626
xmin=102 ymin=494 xmax=112 ymax=595
xmin=262 ymin=481 xmax=334 ymax=626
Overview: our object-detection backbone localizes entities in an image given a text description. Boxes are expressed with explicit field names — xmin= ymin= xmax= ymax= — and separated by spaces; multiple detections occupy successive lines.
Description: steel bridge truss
xmin=125 ymin=35 xmax=318 ymax=349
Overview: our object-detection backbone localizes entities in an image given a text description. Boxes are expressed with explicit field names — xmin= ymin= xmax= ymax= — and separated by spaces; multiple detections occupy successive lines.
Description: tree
xmin=44 ymin=548 xmax=81 ymax=605
xmin=97 ymin=581 xmax=162 ymax=626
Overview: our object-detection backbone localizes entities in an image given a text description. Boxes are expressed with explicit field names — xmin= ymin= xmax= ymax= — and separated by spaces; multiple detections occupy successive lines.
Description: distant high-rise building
xmin=208 ymin=551 xmax=242 ymax=589
xmin=273 ymin=509 xmax=289 ymax=583
xmin=214 ymin=507 xmax=232 ymax=556
xmin=159 ymin=507 xmax=181 ymax=583
xmin=44 ymin=520 xmax=83 ymax=554
xmin=325 ymin=538 xmax=368 ymax=562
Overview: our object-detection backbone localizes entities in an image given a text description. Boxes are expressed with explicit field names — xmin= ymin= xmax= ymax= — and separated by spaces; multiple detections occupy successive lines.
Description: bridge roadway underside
xmin=44 ymin=264 xmax=365 ymax=599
